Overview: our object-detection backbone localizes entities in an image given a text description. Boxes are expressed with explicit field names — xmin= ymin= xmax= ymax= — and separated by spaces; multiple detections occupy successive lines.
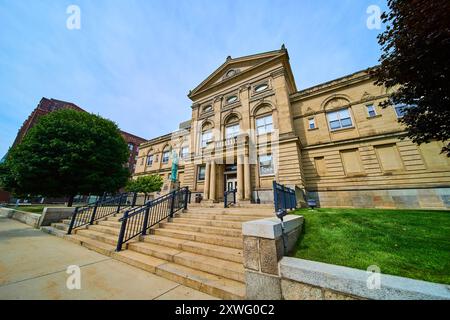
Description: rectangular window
xmin=314 ymin=157 xmax=327 ymax=176
xmin=259 ymin=154 xmax=274 ymax=176
xmin=394 ymin=104 xmax=407 ymax=118
xmin=327 ymin=108 xmax=353 ymax=130
xmin=197 ymin=165 xmax=206 ymax=181
xmin=340 ymin=149 xmax=364 ymax=175
xmin=225 ymin=124 xmax=240 ymax=139
xmin=366 ymin=104 xmax=377 ymax=117
xmin=162 ymin=151 xmax=170 ymax=164
xmin=180 ymin=146 xmax=189 ymax=159
xmin=146 ymin=154 xmax=153 ymax=166
xmin=308 ymin=118 xmax=316 ymax=130
xmin=375 ymin=144 xmax=403 ymax=171
xmin=256 ymin=115 xmax=273 ymax=135
xmin=201 ymin=130 xmax=212 ymax=148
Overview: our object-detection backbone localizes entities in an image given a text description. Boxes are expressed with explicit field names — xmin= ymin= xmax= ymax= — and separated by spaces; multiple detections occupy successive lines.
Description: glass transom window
xmin=259 ymin=154 xmax=274 ymax=176
xmin=201 ymin=130 xmax=213 ymax=148
xmin=255 ymin=83 xmax=269 ymax=93
xmin=327 ymin=108 xmax=353 ymax=130
xmin=226 ymin=95 xmax=238 ymax=104
xmin=256 ymin=115 xmax=273 ymax=135
xmin=162 ymin=151 xmax=170 ymax=164
xmin=225 ymin=124 xmax=240 ymax=139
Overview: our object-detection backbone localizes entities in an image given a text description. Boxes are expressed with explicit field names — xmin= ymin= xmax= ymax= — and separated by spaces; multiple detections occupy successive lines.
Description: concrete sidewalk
xmin=0 ymin=218 xmax=217 ymax=300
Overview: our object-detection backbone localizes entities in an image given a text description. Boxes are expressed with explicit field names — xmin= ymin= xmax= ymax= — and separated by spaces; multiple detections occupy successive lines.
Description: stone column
xmin=209 ymin=160 xmax=216 ymax=201
xmin=203 ymin=162 xmax=210 ymax=200
xmin=237 ymin=155 xmax=244 ymax=201
xmin=242 ymin=215 xmax=304 ymax=300
xmin=244 ymin=157 xmax=251 ymax=200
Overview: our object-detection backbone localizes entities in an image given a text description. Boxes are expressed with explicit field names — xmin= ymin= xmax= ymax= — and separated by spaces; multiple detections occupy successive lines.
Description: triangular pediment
xmin=189 ymin=49 xmax=287 ymax=99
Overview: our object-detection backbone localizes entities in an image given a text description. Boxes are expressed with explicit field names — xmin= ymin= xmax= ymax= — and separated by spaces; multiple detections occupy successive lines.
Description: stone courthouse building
xmin=134 ymin=47 xmax=450 ymax=209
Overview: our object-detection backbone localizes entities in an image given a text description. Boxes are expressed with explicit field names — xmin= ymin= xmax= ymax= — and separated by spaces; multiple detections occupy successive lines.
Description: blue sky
xmin=0 ymin=0 xmax=387 ymax=157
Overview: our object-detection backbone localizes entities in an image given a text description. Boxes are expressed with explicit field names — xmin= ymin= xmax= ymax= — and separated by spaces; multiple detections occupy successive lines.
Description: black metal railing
xmin=116 ymin=187 xmax=189 ymax=251
xmin=273 ymin=181 xmax=297 ymax=212
xmin=67 ymin=192 xmax=133 ymax=234
xmin=224 ymin=189 xmax=237 ymax=208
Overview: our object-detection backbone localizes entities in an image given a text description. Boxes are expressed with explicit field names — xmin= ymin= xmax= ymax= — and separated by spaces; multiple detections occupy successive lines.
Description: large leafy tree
xmin=125 ymin=175 xmax=164 ymax=196
xmin=0 ymin=109 xmax=130 ymax=206
xmin=374 ymin=0 xmax=450 ymax=155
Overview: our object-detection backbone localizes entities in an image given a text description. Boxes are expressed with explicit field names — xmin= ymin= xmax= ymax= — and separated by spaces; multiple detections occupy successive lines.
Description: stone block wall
xmin=308 ymin=187 xmax=450 ymax=209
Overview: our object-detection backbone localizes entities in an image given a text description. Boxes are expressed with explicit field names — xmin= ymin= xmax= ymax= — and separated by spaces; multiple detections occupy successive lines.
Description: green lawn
xmin=292 ymin=208 xmax=450 ymax=285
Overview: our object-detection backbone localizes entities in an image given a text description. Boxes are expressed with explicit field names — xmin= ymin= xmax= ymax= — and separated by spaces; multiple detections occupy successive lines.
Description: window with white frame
xmin=225 ymin=123 xmax=240 ymax=139
xmin=394 ymin=104 xmax=408 ymax=118
xmin=180 ymin=146 xmax=189 ymax=159
xmin=366 ymin=104 xmax=377 ymax=117
xmin=201 ymin=130 xmax=213 ymax=148
xmin=162 ymin=150 xmax=170 ymax=164
xmin=327 ymin=108 xmax=353 ymax=130
xmin=146 ymin=154 xmax=153 ymax=166
xmin=308 ymin=117 xmax=316 ymax=130
xmin=256 ymin=114 xmax=273 ymax=135
xmin=259 ymin=154 xmax=274 ymax=176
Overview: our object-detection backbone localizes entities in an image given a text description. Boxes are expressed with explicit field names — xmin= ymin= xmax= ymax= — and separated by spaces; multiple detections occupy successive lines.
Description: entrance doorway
xmin=225 ymin=174 xmax=237 ymax=191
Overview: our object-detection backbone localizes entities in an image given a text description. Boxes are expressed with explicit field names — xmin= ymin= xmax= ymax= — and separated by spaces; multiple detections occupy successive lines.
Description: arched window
xmin=146 ymin=154 xmax=154 ymax=166
xmin=202 ymin=105 xmax=213 ymax=113
xmin=226 ymin=95 xmax=238 ymax=104
xmin=201 ymin=122 xmax=214 ymax=148
xmin=224 ymin=114 xmax=240 ymax=139
xmin=162 ymin=146 xmax=170 ymax=164
xmin=254 ymin=105 xmax=273 ymax=136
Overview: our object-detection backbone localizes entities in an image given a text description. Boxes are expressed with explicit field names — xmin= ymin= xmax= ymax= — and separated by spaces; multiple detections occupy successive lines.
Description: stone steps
xmin=159 ymin=221 xmax=242 ymax=237
xmin=40 ymin=204 xmax=260 ymax=299
xmin=141 ymin=234 xmax=243 ymax=263
xmin=172 ymin=217 xmax=242 ymax=229
xmin=127 ymin=242 xmax=244 ymax=282
xmin=112 ymin=250 xmax=245 ymax=299
xmin=154 ymin=227 xmax=243 ymax=249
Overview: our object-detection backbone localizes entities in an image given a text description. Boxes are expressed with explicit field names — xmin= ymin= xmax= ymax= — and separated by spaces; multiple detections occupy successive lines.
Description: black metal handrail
xmin=67 ymin=192 xmax=133 ymax=234
xmin=116 ymin=187 xmax=189 ymax=251
xmin=273 ymin=181 xmax=297 ymax=212
xmin=224 ymin=189 xmax=237 ymax=208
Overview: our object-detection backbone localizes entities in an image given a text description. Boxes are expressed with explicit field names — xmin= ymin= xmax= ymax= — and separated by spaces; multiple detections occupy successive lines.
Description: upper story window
xmin=180 ymin=146 xmax=189 ymax=159
xmin=128 ymin=143 xmax=134 ymax=152
xmin=202 ymin=105 xmax=213 ymax=113
xmin=225 ymin=123 xmax=240 ymax=139
xmin=162 ymin=150 xmax=170 ymax=164
xmin=259 ymin=154 xmax=274 ymax=176
xmin=366 ymin=104 xmax=377 ymax=118
xmin=394 ymin=103 xmax=409 ymax=118
xmin=146 ymin=154 xmax=153 ymax=166
xmin=201 ymin=130 xmax=213 ymax=148
xmin=256 ymin=114 xmax=273 ymax=135
xmin=254 ymin=83 xmax=269 ymax=93
xmin=308 ymin=118 xmax=316 ymax=130
xmin=226 ymin=95 xmax=238 ymax=104
xmin=327 ymin=108 xmax=353 ymax=130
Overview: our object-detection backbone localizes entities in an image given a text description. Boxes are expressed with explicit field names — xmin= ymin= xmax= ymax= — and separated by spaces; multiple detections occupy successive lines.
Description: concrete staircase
xmin=41 ymin=204 xmax=275 ymax=299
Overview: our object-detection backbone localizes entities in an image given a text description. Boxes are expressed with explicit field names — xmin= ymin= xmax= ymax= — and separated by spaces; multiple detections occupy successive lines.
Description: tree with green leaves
xmin=125 ymin=175 xmax=164 ymax=197
xmin=374 ymin=0 xmax=450 ymax=156
xmin=0 ymin=109 xmax=130 ymax=206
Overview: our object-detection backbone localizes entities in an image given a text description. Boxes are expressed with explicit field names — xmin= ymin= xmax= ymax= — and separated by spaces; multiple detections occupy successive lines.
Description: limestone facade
xmin=134 ymin=47 xmax=450 ymax=209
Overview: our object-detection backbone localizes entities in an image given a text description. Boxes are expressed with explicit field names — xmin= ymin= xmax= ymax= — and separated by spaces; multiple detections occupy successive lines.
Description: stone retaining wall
xmin=0 ymin=208 xmax=41 ymax=228
xmin=242 ymin=214 xmax=450 ymax=300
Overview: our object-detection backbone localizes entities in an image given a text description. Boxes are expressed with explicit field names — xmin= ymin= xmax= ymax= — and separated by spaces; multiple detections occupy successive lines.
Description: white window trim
xmin=366 ymin=104 xmax=377 ymax=117
xmin=327 ymin=108 xmax=354 ymax=131
xmin=259 ymin=154 xmax=275 ymax=176
xmin=308 ymin=117 xmax=316 ymax=130
xmin=256 ymin=114 xmax=274 ymax=136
